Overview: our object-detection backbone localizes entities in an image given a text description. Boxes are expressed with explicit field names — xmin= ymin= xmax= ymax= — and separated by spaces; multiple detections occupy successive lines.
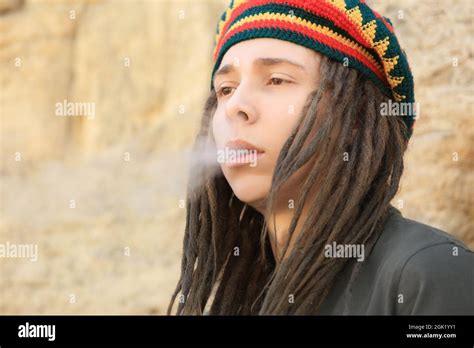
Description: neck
xmin=264 ymin=200 xmax=311 ymax=264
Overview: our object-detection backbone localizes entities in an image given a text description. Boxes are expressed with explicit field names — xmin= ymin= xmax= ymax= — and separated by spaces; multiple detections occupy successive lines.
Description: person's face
xmin=212 ymin=38 xmax=321 ymax=211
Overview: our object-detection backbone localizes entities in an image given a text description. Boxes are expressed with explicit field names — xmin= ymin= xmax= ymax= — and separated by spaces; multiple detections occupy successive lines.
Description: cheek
xmin=261 ymin=96 xmax=306 ymax=155
xmin=211 ymin=109 xmax=227 ymax=148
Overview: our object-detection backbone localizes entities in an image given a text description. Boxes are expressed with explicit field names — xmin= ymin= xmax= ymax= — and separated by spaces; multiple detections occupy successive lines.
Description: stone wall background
xmin=0 ymin=0 xmax=472 ymax=314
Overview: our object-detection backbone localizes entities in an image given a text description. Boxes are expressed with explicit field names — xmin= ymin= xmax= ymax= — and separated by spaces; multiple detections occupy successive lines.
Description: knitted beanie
xmin=211 ymin=0 xmax=416 ymax=139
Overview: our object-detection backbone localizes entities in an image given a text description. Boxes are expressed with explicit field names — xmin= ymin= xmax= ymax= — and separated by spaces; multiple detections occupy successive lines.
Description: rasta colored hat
xmin=210 ymin=0 xmax=416 ymax=139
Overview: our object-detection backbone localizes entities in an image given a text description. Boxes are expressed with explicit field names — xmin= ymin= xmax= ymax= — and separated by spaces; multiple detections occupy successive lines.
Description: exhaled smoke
xmin=186 ymin=137 xmax=222 ymax=195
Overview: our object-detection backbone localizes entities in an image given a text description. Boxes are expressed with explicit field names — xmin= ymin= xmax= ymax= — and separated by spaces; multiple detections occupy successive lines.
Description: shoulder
xmin=379 ymin=206 xmax=470 ymax=253
xmin=370 ymin=206 xmax=474 ymax=314
xmin=372 ymin=205 xmax=471 ymax=266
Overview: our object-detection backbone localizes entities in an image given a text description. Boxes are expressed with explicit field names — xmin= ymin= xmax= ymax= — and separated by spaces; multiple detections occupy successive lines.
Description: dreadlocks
xmin=168 ymin=55 xmax=408 ymax=315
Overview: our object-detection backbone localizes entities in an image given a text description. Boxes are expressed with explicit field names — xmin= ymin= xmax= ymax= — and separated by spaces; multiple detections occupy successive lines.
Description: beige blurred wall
xmin=0 ymin=0 xmax=472 ymax=314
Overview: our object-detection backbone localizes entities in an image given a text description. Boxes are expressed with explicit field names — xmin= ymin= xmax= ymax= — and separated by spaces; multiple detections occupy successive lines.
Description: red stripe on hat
xmin=373 ymin=11 xmax=394 ymax=33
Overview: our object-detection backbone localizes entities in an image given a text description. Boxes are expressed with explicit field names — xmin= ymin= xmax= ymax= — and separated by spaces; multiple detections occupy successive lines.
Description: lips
xmin=220 ymin=138 xmax=265 ymax=168
xmin=225 ymin=138 xmax=264 ymax=153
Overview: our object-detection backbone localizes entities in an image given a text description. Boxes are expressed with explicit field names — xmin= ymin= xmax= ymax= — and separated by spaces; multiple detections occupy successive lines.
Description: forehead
xmin=219 ymin=38 xmax=320 ymax=69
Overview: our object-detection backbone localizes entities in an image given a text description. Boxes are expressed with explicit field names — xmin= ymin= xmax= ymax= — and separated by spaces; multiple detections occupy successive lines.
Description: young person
xmin=169 ymin=0 xmax=473 ymax=315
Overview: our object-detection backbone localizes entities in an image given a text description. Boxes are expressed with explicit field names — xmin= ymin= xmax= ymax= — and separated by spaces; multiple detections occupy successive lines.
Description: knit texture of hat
xmin=211 ymin=0 xmax=416 ymax=139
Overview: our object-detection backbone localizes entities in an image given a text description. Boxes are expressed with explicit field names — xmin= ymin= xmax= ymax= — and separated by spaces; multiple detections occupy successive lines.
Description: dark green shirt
xmin=319 ymin=206 xmax=474 ymax=315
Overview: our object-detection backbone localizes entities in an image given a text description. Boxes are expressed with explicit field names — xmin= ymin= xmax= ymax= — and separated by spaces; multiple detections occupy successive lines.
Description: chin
xmin=226 ymin=173 xmax=271 ymax=210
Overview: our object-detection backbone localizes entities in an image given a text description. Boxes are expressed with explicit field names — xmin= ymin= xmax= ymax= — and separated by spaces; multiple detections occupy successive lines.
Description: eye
xmin=268 ymin=77 xmax=291 ymax=86
xmin=216 ymin=86 xmax=234 ymax=98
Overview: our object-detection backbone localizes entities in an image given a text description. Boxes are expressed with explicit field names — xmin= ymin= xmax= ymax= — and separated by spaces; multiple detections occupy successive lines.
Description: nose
xmin=225 ymin=82 xmax=259 ymax=124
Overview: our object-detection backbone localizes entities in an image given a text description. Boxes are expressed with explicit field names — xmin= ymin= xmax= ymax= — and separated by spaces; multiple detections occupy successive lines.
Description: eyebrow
xmin=213 ymin=57 xmax=306 ymax=83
